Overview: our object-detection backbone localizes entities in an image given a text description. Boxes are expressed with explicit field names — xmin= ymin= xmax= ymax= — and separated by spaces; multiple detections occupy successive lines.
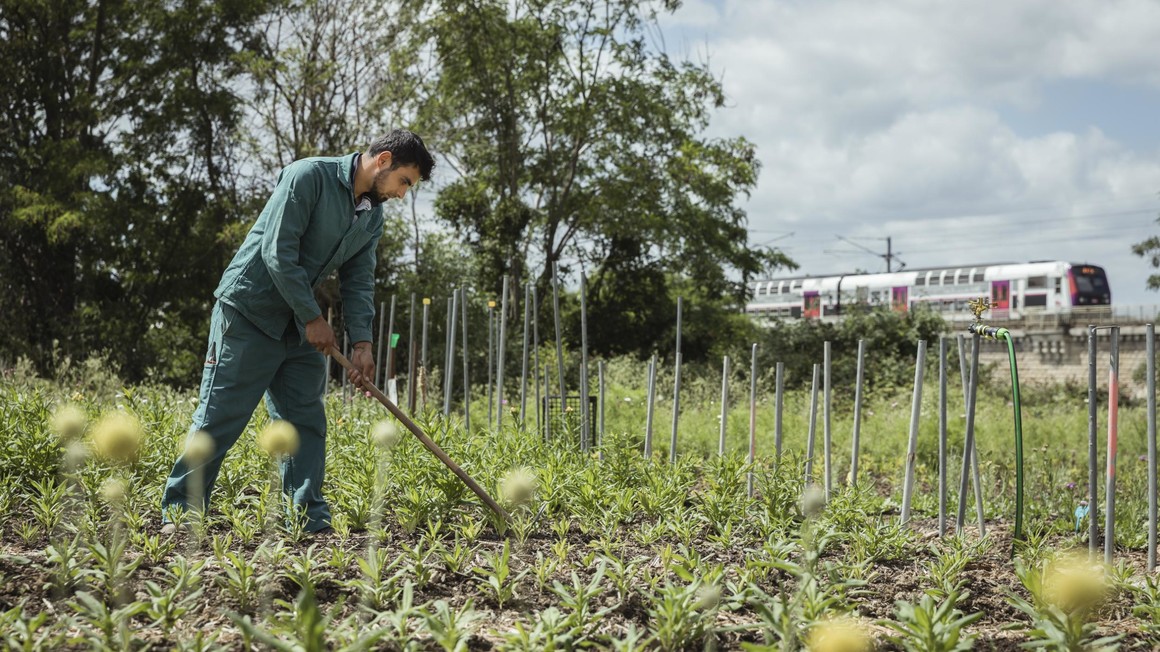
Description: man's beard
xmin=362 ymin=168 xmax=393 ymax=206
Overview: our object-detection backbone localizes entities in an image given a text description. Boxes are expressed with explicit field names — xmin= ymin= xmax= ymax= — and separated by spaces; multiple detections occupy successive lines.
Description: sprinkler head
xmin=967 ymin=296 xmax=991 ymax=321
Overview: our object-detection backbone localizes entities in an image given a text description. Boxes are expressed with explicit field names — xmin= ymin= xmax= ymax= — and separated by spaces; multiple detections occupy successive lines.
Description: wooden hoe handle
xmin=329 ymin=347 xmax=512 ymax=524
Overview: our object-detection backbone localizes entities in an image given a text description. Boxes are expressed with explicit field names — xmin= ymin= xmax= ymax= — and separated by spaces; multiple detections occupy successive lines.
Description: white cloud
xmin=660 ymin=0 xmax=1160 ymax=303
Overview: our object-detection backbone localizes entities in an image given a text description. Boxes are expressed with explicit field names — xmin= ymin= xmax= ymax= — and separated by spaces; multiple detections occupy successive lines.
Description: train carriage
xmin=746 ymin=261 xmax=1111 ymax=323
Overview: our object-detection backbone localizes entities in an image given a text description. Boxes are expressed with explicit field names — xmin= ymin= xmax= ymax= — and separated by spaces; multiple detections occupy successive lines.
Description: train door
xmin=991 ymin=280 xmax=1010 ymax=317
xmin=803 ymin=291 xmax=821 ymax=319
xmin=891 ymin=286 xmax=908 ymax=313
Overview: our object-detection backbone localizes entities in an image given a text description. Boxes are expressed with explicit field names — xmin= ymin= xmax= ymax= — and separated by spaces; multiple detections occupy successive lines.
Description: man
xmin=160 ymin=130 xmax=435 ymax=534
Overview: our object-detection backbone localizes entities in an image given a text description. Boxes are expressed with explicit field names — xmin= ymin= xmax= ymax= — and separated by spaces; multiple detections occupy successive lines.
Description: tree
xmin=415 ymin=0 xmax=793 ymax=358
xmin=1132 ymin=217 xmax=1160 ymax=290
xmin=0 ymin=0 xmax=274 ymax=382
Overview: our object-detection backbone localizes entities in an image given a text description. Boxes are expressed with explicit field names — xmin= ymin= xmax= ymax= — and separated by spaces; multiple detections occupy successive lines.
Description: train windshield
xmin=1070 ymin=265 xmax=1110 ymax=305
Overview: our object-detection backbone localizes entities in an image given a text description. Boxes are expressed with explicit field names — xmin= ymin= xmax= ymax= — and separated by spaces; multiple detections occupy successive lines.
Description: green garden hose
xmin=969 ymin=323 xmax=1025 ymax=541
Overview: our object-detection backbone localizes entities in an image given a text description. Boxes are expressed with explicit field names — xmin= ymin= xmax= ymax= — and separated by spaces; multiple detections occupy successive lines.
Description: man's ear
xmin=376 ymin=150 xmax=393 ymax=169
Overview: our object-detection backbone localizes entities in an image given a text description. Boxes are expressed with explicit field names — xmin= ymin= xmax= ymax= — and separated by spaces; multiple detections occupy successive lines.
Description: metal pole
xmin=775 ymin=361 xmax=785 ymax=463
xmin=598 ymin=360 xmax=606 ymax=460
xmin=670 ymin=297 xmax=683 ymax=464
xmin=956 ymin=333 xmax=981 ymax=533
xmin=376 ymin=300 xmax=386 ymax=388
xmin=719 ymin=355 xmax=730 ymax=457
xmin=747 ymin=343 xmax=758 ymax=497
xmin=532 ymin=286 xmax=541 ymax=436
xmin=498 ymin=276 xmax=509 ymax=432
xmin=487 ymin=301 xmax=494 ymax=429
xmin=521 ymin=283 xmax=530 ymax=422
xmin=645 ymin=355 xmax=657 ymax=459
xmin=824 ymin=341 xmax=832 ymax=499
xmin=543 ymin=362 xmax=551 ymax=443
xmin=444 ymin=293 xmax=457 ymax=417
xmin=327 ymin=306 xmax=335 ymax=390
xmin=384 ymin=295 xmax=396 ymax=389
xmin=579 ymin=273 xmax=590 ymax=452
xmin=1088 ymin=326 xmax=1099 ymax=555
xmin=850 ymin=340 xmax=865 ymax=486
xmin=1148 ymin=323 xmax=1157 ymax=572
xmin=552 ymin=263 xmax=566 ymax=419
xmin=958 ymin=334 xmax=985 ymax=533
xmin=421 ymin=299 xmax=430 ymax=411
xmin=341 ymin=335 xmax=349 ymax=400
xmin=407 ymin=294 xmax=417 ymax=413
xmin=900 ymin=339 xmax=927 ymax=525
xmin=805 ymin=364 xmax=820 ymax=486
xmin=461 ymin=288 xmax=471 ymax=434
xmin=1105 ymin=327 xmax=1120 ymax=565
xmin=939 ymin=336 xmax=948 ymax=537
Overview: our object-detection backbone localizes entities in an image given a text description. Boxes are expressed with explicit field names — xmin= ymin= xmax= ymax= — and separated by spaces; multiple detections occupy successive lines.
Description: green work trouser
xmin=161 ymin=300 xmax=331 ymax=531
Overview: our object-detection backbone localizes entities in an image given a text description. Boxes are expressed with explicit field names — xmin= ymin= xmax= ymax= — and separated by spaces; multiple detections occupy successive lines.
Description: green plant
xmin=882 ymin=591 xmax=981 ymax=652
xmin=474 ymin=540 xmax=528 ymax=609
xmin=422 ymin=599 xmax=481 ymax=652
xmin=1004 ymin=557 xmax=1122 ymax=651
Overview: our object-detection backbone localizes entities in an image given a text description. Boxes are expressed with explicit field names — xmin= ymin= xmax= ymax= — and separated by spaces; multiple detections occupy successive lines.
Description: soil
xmin=2 ymin=513 xmax=1159 ymax=650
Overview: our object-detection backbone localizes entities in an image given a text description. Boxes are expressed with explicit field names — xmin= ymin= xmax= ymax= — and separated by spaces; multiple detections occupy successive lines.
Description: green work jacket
xmin=214 ymin=153 xmax=383 ymax=344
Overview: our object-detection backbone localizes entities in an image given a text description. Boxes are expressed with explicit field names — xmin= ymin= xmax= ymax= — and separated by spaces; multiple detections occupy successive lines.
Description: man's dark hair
xmin=368 ymin=129 xmax=435 ymax=182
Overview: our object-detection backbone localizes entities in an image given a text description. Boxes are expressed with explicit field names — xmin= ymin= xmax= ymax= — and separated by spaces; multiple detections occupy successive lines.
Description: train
xmin=745 ymin=261 xmax=1112 ymax=323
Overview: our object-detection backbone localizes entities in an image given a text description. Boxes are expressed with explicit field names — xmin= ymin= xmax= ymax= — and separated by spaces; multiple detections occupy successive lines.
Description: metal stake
xmin=747 ymin=344 xmax=758 ymax=497
xmin=1149 ymin=323 xmax=1157 ymax=571
xmin=956 ymin=334 xmax=982 ymax=533
xmin=719 ymin=355 xmax=730 ymax=456
xmin=775 ymin=361 xmax=785 ymax=463
xmin=939 ymin=336 xmax=948 ymax=537
xmin=900 ymin=339 xmax=927 ymax=525
xmin=521 ymin=283 xmax=530 ymax=422
xmin=579 ymin=273 xmax=590 ymax=451
xmin=850 ymin=340 xmax=865 ymax=485
xmin=1088 ymin=326 xmax=1098 ymax=555
xmin=805 ymin=364 xmax=819 ymax=486
xmin=824 ymin=341 xmax=832 ymax=499
xmin=645 ymin=355 xmax=657 ymax=459
xmin=498 ymin=276 xmax=509 ymax=431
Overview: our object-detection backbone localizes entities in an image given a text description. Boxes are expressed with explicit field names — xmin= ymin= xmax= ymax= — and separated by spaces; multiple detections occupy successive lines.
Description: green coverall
xmin=162 ymin=153 xmax=383 ymax=532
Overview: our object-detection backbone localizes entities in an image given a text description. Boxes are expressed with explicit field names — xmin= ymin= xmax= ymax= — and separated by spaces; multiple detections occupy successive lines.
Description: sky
xmin=658 ymin=0 xmax=1160 ymax=306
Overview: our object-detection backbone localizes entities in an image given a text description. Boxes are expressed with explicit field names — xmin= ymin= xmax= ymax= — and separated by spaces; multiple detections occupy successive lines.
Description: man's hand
xmin=349 ymin=342 xmax=375 ymax=396
xmin=305 ymin=316 xmax=338 ymax=353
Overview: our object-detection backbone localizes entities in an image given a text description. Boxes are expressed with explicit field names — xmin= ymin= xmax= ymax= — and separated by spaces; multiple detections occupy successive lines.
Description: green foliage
xmin=418 ymin=0 xmax=792 ymax=357
xmin=758 ymin=305 xmax=950 ymax=390
xmin=882 ymin=592 xmax=981 ymax=652
xmin=0 ymin=0 xmax=275 ymax=384
xmin=1131 ymin=221 xmax=1160 ymax=291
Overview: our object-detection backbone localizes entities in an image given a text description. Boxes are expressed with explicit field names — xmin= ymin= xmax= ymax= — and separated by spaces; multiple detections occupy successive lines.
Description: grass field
xmin=0 ymin=354 xmax=1156 ymax=650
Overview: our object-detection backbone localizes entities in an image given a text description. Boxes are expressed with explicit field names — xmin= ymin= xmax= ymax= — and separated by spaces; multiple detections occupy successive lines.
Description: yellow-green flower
xmin=90 ymin=411 xmax=142 ymax=464
xmin=806 ymin=616 xmax=872 ymax=652
xmin=371 ymin=419 xmax=402 ymax=450
xmin=499 ymin=467 xmax=537 ymax=506
xmin=1043 ymin=552 xmax=1107 ymax=614
xmin=184 ymin=430 xmax=215 ymax=465
xmin=51 ymin=404 xmax=87 ymax=443
xmin=802 ymin=485 xmax=827 ymax=518
xmin=100 ymin=477 xmax=128 ymax=504
xmin=258 ymin=420 xmax=299 ymax=456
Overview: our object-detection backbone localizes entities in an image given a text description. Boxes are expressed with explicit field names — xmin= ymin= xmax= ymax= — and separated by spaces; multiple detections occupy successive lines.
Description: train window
xmin=956 ymin=271 xmax=967 ymax=284
xmin=1027 ymin=276 xmax=1047 ymax=289
xmin=916 ymin=275 xmax=926 ymax=286
xmin=1054 ymin=278 xmax=1061 ymax=293
xmin=973 ymin=271 xmax=984 ymax=283
xmin=929 ymin=275 xmax=941 ymax=286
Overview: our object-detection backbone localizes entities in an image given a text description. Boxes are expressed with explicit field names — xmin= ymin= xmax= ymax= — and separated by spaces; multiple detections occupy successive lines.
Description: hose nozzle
xmin=968 ymin=322 xmax=1007 ymax=340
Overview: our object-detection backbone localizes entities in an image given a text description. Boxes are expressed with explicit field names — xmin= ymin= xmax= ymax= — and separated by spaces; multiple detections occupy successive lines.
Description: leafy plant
xmin=882 ymin=591 xmax=981 ymax=652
